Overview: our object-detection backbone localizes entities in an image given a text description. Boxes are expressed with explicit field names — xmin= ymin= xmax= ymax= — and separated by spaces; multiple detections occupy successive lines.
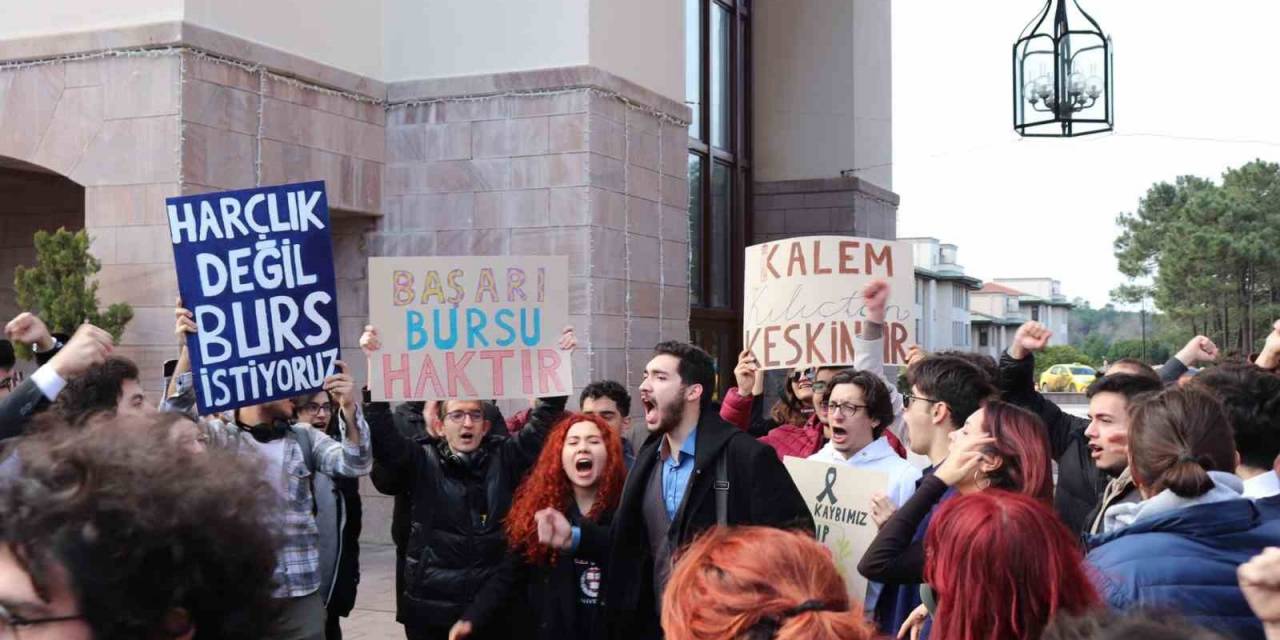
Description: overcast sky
xmin=892 ymin=0 xmax=1280 ymax=308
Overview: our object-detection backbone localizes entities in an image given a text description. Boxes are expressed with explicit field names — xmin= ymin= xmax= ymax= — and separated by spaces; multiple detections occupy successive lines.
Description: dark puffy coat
xmin=1087 ymin=499 xmax=1280 ymax=639
xmin=576 ymin=406 xmax=814 ymax=640
xmin=366 ymin=396 xmax=563 ymax=631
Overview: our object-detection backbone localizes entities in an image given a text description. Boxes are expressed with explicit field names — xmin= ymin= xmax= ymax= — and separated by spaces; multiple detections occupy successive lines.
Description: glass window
xmin=688 ymin=153 xmax=705 ymax=306
xmin=1031 ymin=305 xmax=1040 ymax=321
xmin=710 ymin=3 xmax=731 ymax=150
xmin=979 ymin=328 xmax=989 ymax=347
xmin=709 ymin=161 xmax=732 ymax=307
xmin=686 ymin=0 xmax=703 ymax=140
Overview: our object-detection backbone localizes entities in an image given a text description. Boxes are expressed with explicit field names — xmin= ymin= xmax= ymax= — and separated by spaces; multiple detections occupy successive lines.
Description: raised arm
xmin=855 ymin=279 xmax=905 ymax=419
xmin=311 ymin=360 xmax=371 ymax=478
xmin=1000 ymin=321 xmax=1085 ymax=459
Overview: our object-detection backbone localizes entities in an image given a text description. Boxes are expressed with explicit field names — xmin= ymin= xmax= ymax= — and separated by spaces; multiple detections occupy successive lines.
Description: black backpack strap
xmin=715 ymin=450 xmax=730 ymax=526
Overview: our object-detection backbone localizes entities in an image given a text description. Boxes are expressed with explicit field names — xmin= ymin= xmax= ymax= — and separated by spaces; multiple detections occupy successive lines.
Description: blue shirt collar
xmin=661 ymin=427 xmax=698 ymax=465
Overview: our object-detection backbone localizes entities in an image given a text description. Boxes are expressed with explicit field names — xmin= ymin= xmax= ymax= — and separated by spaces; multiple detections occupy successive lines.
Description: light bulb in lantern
xmin=1068 ymin=71 xmax=1085 ymax=96
xmin=1025 ymin=80 xmax=1040 ymax=104
xmin=1086 ymin=75 xmax=1102 ymax=99
xmin=1036 ymin=76 xmax=1053 ymax=100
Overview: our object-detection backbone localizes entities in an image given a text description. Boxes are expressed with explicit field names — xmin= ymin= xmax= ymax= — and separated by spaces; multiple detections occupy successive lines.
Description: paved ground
xmin=340 ymin=544 xmax=402 ymax=639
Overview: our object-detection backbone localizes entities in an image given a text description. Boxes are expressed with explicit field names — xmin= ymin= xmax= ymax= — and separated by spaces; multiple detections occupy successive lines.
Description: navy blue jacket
xmin=1087 ymin=499 xmax=1280 ymax=639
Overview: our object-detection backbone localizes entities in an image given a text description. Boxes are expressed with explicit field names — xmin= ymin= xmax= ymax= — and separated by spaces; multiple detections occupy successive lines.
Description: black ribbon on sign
xmin=816 ymin=467 xmax=839 ymax=505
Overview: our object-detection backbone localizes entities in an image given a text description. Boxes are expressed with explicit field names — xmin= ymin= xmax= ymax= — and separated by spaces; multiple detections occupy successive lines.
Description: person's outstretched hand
xmin=48 ymin=324 xmax=113 ymax=379
xmin=1009 ymin=321 xmax=1052 ymax=360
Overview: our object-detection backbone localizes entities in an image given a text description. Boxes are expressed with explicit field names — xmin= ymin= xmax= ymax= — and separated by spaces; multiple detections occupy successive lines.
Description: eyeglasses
xmin=812 ymin=380 xmax=829 ymax=395
xmin=0 ymin=603 xmax=86 ymax=635
xmin=904 ymin=394 xmax=942 ymax=407
xmin=445 ymin=410 xmax=485 ymax=424
xmin=790 ymin=367 xmax=817 ymax=382
xmin=826 ymin=402 xmax=868 ymax=419
xmin=299 ymin=403 xmax=333 ymax=415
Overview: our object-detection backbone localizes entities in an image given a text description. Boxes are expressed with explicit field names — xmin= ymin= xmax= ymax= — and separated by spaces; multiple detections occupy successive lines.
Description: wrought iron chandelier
xmin=1013 ymin=0 xmax=1113 ymax=137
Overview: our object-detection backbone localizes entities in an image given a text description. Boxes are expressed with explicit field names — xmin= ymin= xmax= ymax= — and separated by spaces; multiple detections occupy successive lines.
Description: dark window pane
xmin=686 ymin=0 xmax=703 ymax=140
xmin=710 ymin=3 xmax=731 ymax=150
xmin=688 ymin=153 xmax=704 ymax=306
xmin=710 ymin=161 xmax=731 ymax=307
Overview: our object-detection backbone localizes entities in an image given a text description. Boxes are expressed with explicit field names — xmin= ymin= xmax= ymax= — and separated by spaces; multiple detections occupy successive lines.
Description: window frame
xmin=687 ymin=0 xmax=752 ymax=396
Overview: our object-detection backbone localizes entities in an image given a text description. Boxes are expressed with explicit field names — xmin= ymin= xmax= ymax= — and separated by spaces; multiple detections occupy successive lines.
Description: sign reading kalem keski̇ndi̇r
xmin=367 ymin=256 xmax=573 ymax=402
xmin=744 ymin=235 xmax=915 ymax=368
xmin=166 ymin=181 xmax=341 ymax=415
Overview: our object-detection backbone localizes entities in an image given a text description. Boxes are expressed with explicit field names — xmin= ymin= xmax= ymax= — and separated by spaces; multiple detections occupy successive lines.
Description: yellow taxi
xmin=1039 ymin=363 xmax=1097 ymax=392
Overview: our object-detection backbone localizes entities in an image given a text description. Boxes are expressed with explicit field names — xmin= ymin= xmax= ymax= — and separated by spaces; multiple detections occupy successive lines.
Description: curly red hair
xmin=661 ymin=526 xmax=876 ymax=640
xmin=505 ymin=412 xmax=626 ymax=565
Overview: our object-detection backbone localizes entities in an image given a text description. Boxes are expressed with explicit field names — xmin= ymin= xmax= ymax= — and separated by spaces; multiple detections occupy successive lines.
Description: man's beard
xmin=652 ymin=395 xmax=687 ymax=435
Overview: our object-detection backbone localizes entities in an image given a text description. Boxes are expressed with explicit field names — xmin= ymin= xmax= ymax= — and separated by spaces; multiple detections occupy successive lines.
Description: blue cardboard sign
xmin=165 ymin=181 xmax=341 ymax=414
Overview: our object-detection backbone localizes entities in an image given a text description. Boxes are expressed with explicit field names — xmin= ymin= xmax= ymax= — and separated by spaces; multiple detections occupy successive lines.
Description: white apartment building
xmin=904 ymin=238 xmax=982 ymax=353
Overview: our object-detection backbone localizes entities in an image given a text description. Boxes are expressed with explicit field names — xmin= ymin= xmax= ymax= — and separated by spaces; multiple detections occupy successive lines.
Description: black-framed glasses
xmin=904 ymin=394 xmax=941 ymax=407
xmin=826 ymin=402 xmax=868 ymax=419
xmin=0 ymin=603 xmax=86 ymax=634
xmin=445 ymin=410 xmax=485 ymax=424
xmin=298 ymin=402 xmax=333 ymax=415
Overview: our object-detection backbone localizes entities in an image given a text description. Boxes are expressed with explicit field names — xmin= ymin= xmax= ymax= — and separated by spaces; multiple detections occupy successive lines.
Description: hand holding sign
xmin=324 ymin=361 xmax=355 ymax=410
xmin=870 ymin=492 xmax=896 ymax=528
xmin=733 ymin=349 xmax=761 ymax=396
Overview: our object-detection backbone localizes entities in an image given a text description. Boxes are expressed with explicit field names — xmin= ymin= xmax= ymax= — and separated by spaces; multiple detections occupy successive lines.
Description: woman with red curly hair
xmin=661 ymin=526 xmax=877 ymax=640
xmin=908 ymin=490 xmax=1099 ymax=640
xmin=458 ymin=413 xmax=626 ymax=639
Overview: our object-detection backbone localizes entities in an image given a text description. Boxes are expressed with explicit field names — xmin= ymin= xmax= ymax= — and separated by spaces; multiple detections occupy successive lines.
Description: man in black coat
xmin=1000 ymin=321 xmax=1186 ymax=534
xmin=539 ymin=341 xmax=813 ymax=640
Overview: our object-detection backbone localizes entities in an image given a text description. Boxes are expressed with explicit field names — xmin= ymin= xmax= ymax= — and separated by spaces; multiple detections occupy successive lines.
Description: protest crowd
xmin=6 ymin=244 xmax=1280 ymax=640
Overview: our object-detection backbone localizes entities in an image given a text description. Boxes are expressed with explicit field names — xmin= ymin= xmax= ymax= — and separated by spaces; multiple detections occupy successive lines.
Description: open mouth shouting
xmin=1087 ymin=442 xmax=1103 ymax=459
xmin=829 ymin=425 xmax=849 ymax=446
xmin=641 ymin=395 xmax=659 ymax=425
xmin=573 ymin=454 xmax=597 ymax=480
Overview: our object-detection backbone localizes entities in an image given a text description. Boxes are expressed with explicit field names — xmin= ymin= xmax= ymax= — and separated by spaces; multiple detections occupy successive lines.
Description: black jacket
xmin=473 ymin=505 xmax=614 ymax=640
xmin=999 ymin=351 xmax=1105 ymax=534
xmin=366 ymin=396 xmax=563 ymax=631
xmin=323 ymin=420 xmax=363 ymax=618
xmin=999 ymin=351 xmax=1185 ymax=534
xmin=578 ymin=407 xmax=814 ymax=640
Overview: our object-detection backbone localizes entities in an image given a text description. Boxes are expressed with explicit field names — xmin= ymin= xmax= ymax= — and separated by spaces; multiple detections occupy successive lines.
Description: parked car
xmin=1039 ymin=363 xmax=1097 ymax=392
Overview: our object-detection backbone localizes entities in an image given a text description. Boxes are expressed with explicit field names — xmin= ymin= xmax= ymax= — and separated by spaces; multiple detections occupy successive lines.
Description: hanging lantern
xmin=1013 ymin=0 xmax=1113 ymax=137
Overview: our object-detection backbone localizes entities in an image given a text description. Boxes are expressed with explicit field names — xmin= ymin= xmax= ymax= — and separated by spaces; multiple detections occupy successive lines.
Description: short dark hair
xmin=934 ymin=350 xmax=999 ymax=387
xmin=652 ymin=341 xmax=717 ymax=408
xmin=4 ymin=413 xmax=279 ymax=639
xmin=1194 ymin=363 xmax=1280 ymax=470
xmin=907 ymin=355 xmax=996 ymax=429
xmin=581 ymin=380 xmax=632 ymax=417
xmin=1086 ymin=373 xmax=1163 ymax=400
xmin=0 ymin=339 xmax=14 ymax=370
xmin=54 ymin=356 xmax=141 ymax=423
xmin=826 ymin=369 xmax=895 ymax=439
xmin=1108 ymin=358 xmax=1159 ymax=380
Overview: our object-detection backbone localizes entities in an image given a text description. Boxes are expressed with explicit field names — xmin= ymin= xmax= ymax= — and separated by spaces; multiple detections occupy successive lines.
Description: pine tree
xmin=12 ymin=228 xmax=133 ymax=359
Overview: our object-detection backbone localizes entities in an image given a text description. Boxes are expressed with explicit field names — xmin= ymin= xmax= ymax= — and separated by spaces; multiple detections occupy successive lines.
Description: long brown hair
xmin=1128 ymin=386 xmax=1236 ymax=498
xmin=505 ymin=413 xmax=626 ymax=565
xmin=769 ymin=371 xmax=812 ymax=426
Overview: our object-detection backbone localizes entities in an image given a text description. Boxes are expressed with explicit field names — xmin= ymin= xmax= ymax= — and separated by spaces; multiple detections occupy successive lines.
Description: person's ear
xmin=686 ymin=383 xmax=703 ymax=404
xmin=620 ymin=415 xmax=631 ymax=428
xmin=931 ymin=401 xmax=950 ymax=426
xmin=979 ymin=454 xmax=1003 ymax=475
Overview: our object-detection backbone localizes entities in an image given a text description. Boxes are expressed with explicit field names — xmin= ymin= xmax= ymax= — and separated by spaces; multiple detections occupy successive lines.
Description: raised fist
xmin=48 ymin=324 xmax=113 ymax=379
xmin=862 ymin=279 xmax=891 ymax=325
xmin=4 ymin=312 xmax=54 ymax=351
xmin=733 ymin=349 xmax=760 ymax=396
xmin=1010 ymin=322 xmax=1052 ymax=360
xmin=1176 ymin=335 xmax=1219 ymax=367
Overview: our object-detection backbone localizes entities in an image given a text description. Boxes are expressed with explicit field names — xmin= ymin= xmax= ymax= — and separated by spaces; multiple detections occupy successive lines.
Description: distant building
xmin=903 ymin=238 xmax=982 ymax=353
xmin=969 ymin=278 xmax=1073 ymax=359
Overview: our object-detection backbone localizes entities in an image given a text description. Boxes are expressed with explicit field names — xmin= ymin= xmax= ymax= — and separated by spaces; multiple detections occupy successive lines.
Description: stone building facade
xmin=0 ymin=0 xmax=896 ymax=542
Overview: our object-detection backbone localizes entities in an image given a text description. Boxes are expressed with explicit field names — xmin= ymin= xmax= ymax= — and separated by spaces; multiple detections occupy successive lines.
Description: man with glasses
xmin=807 ymin=368 xmax=920 ymax=618
xmin=360 ymin=324 xmax=575 ymax=640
